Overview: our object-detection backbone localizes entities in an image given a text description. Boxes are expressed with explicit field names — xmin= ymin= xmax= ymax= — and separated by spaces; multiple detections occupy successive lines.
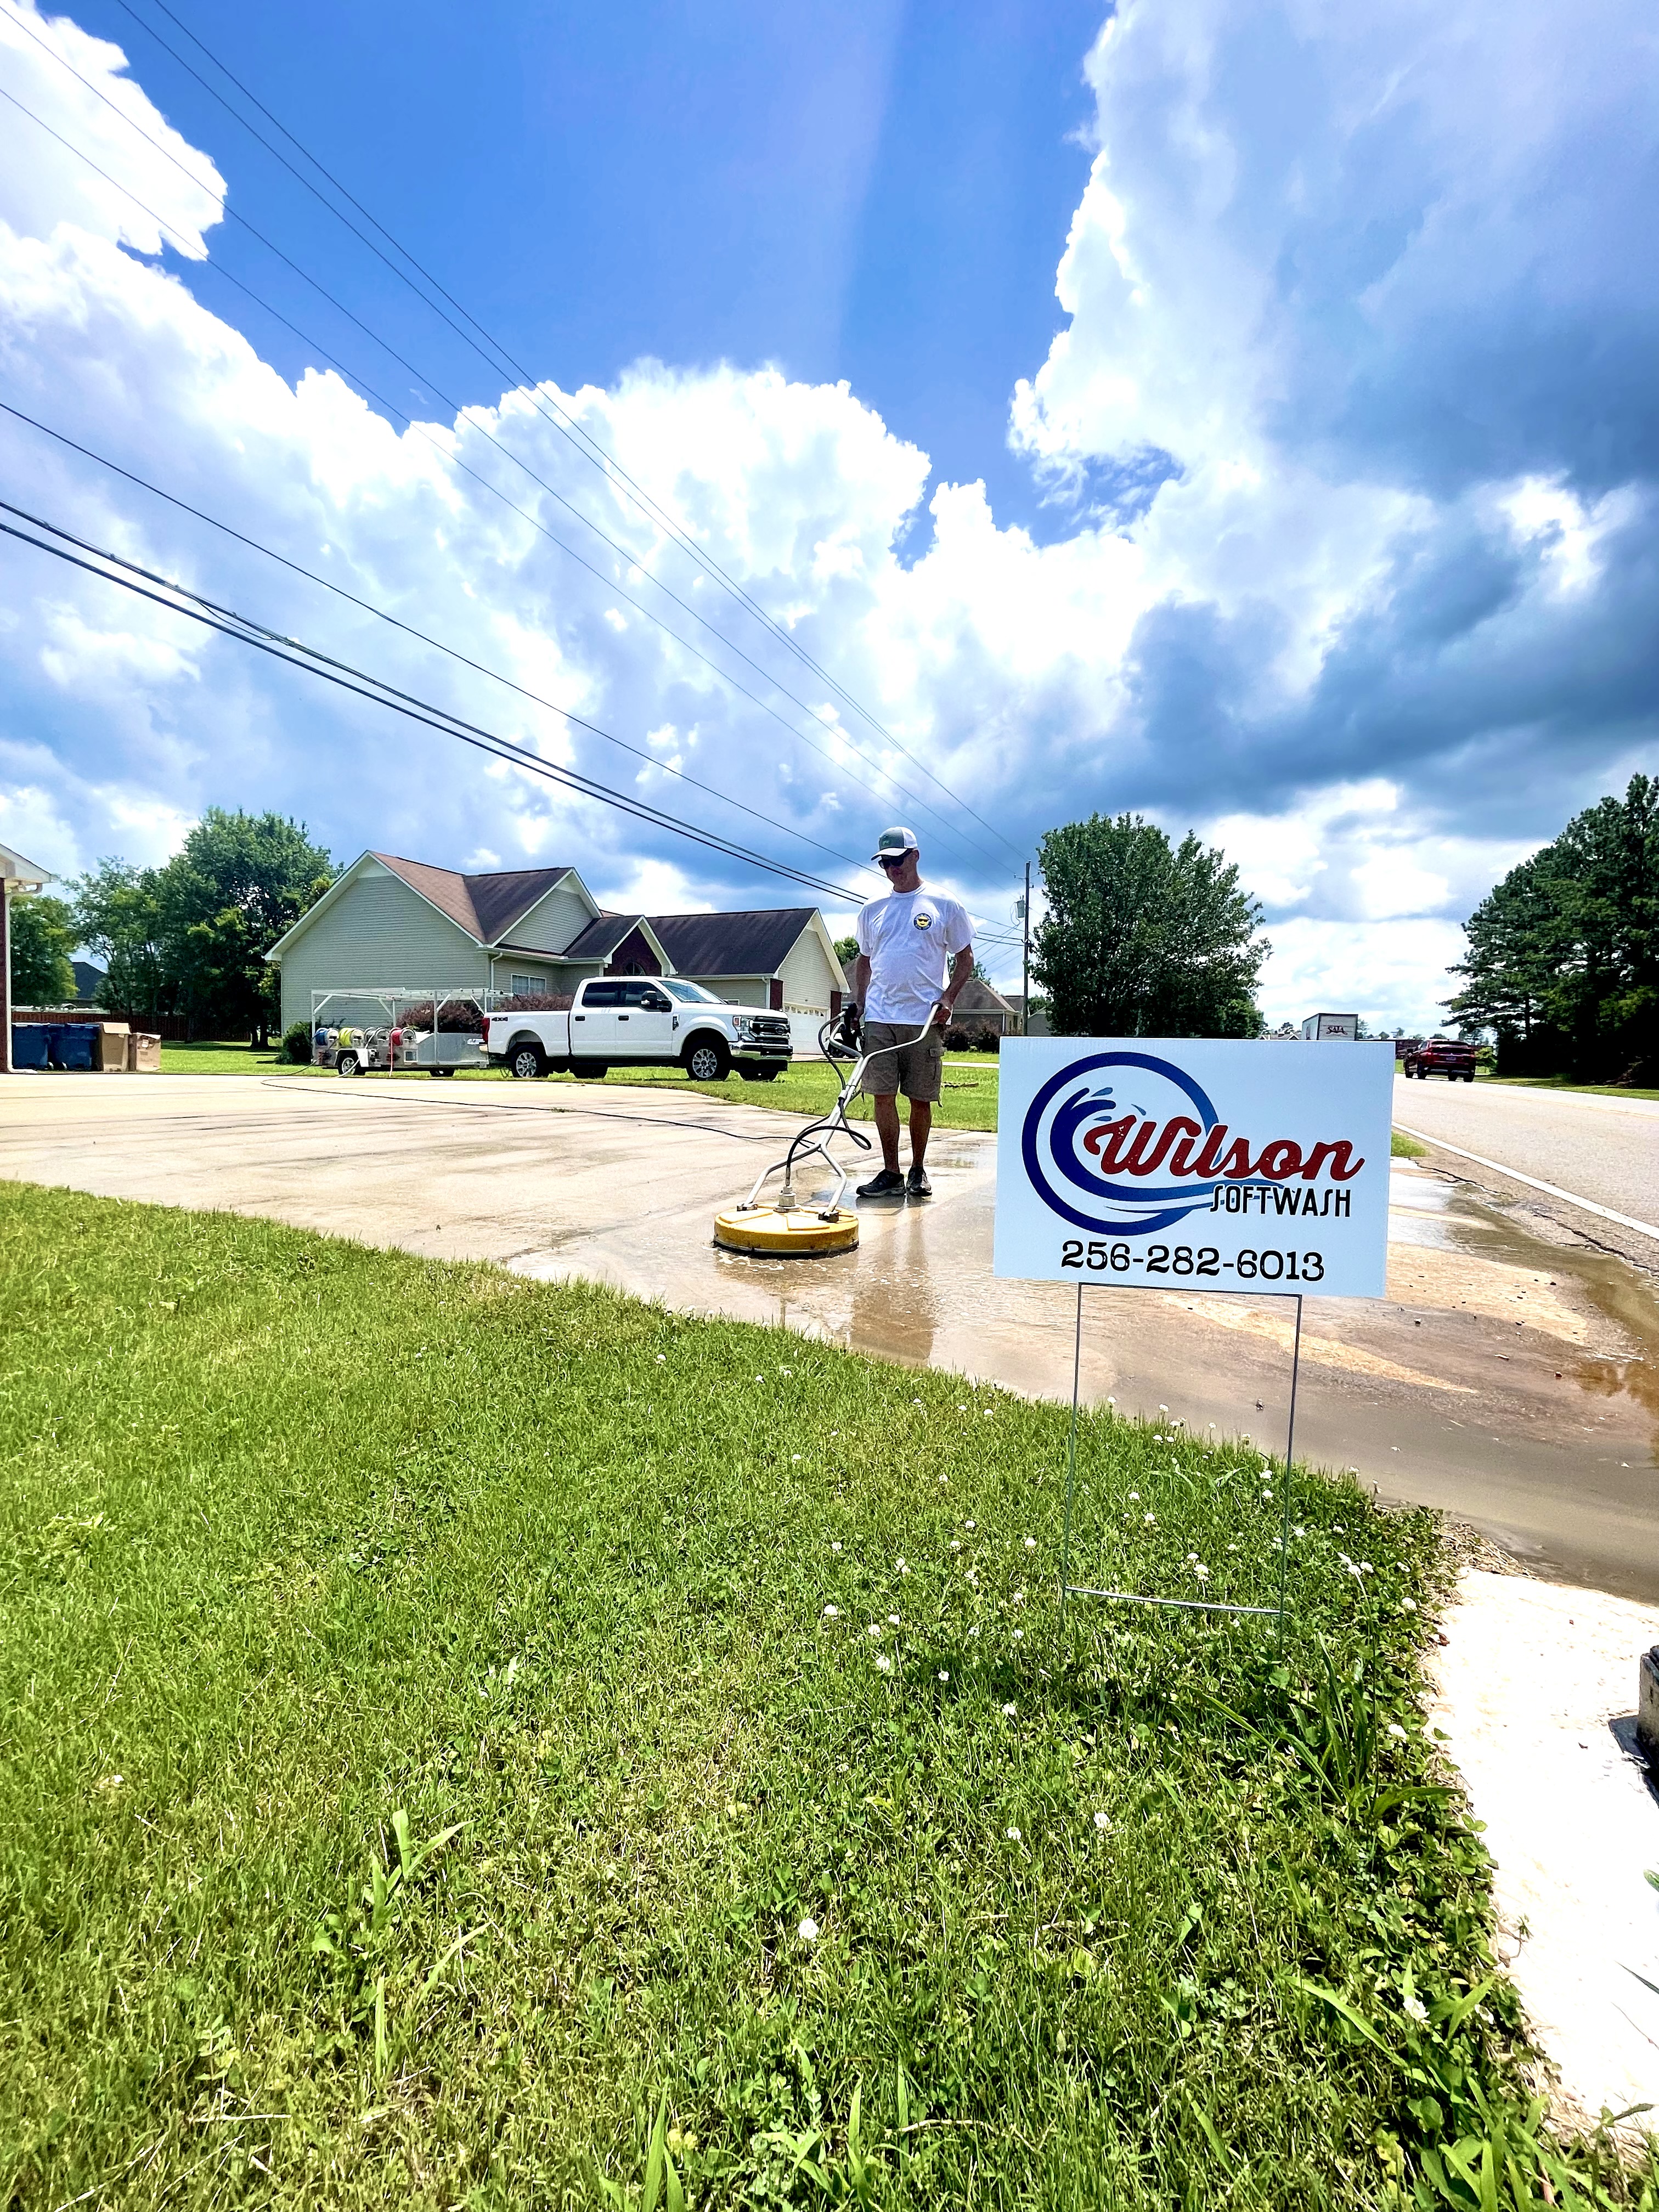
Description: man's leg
xmin=906 ymin=1098 xmax=933 ymax=1170
xmin=873 ymin=1091 xmax=902 ymax=1172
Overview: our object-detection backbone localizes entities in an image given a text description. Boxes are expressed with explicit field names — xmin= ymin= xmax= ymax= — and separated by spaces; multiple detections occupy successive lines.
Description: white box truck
xmin=1300 ymin=1012 xmax=1358 ymax=1040
xmin=483 ymin=976 xmax=793 ymax=1083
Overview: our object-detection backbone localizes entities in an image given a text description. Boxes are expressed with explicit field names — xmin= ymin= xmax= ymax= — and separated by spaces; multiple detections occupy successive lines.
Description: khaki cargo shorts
xmin=861 ymin=1019 xmax=944 ymax=1102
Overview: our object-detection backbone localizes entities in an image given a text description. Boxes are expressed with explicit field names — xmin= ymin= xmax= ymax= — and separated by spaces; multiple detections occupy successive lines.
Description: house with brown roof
xmin=265 ymin=851 xmax=849 ymax=1048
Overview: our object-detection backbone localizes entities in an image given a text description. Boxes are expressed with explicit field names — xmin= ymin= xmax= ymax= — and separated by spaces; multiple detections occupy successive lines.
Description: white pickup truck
xmin=482 ymin=977 xmax=794 ymax=1083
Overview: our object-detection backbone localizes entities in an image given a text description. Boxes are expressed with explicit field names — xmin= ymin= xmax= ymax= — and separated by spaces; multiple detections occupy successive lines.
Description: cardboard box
xmin=95 ymin=1022 xmax=131 ymax=1072
xmin=128 ymin=1031 xmax=162 ymax=1073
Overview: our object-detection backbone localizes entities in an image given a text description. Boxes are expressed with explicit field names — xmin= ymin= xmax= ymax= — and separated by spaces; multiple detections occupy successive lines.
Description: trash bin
xmin=10 ymin=1023 xmax=50 ymax=1069
xmin=48 ymin=1023 xmax=98 ymax=1070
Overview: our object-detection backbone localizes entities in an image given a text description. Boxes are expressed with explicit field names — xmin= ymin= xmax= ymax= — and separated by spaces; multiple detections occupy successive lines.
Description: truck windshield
xmin=661 ymin=979 xmax=718 ymax=1004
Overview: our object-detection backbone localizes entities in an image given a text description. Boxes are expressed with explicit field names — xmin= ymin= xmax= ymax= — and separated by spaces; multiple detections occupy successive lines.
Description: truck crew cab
xmin=482 ymin=976 xmax=793 ymax=1084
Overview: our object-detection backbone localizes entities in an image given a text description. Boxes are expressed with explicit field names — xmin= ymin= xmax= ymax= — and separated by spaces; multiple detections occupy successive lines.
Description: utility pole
xmin=1021 ymin=859 xmax=1031 ymax=1036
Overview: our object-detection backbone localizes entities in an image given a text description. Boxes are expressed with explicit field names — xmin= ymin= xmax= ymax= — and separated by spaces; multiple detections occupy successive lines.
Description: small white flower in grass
xmin=780 ymin=1367 xmax=792 ymax=1376
xmin=1159 ymin=1404 xmax=1169 ymax=1414
xmin=1228 ymin=1542 xmax=1239 ymax=1552
xmin=898 ymin=1560 xmax=911 ymax=1577
xmin=888 ymin=1612 xmax=901 ymax=1626
xmin=867 ymin=1623 xmax=882 ymax=1638
xmin=756 ymin=1374 xmax=765 ymax=1383
xmin=823 ymin=1604 xmax=839 ymax=1619
xmin=1006 ymin=1826 xmax=1021 ymax=1842
xmin=1107 ymin=1396 xmax=1116 ymax=1406
xmin=1193 ymin=1564 xmax=1210 ymax=1582
xmin=1187 ymin=1552 xmax=1199 ymax=1563
xmin=831 ymin=1542 xmax=842 ymax=1554
xmin=964 ymin=1519 xmax=976 ymax=1531
xmin=655 ymin=1353 xmax=667 ymax=1363
xmin=1144 ymin=1512 xmax=1156 ymax=1525
xmin=876 ymin=1654 xmax=893 ymax=1674
xmin=1093 ymin=1810 xmax=1110 ymax=1832
xmin=939 ymin=1474 xmax=950 ymax=1485
xmin=1127 ymin=1491 xmax=1139 ymax=1502
xmin=1024 ymin=1536 xmax=1036 ymax=1550
xmin=938 ymin=1669 xmax=950 ymax=1683
xmin=1261 ymin=1489 xmax=1273 ymax=1502
xmin=1403 ymin=1991 xmax=1429 ymax=2025
xmin=968 ymin=1624 xmax=981 ymax=1638
xmin=1387 ymin=1722 xmax=1408 ymax=1741
xmin=1012 ymin=1627 xmax=1024 ymax=1641
xmin=1293 ymin=1525 xmax=1306 ymax=1538
xmin=965 ymin=1568 xmax=978 ymax=1586
xmin=912 ymin=1397 xmax=924 ymax=1407
xmin=950 ymin=1539 xmax=961 ymax=1551
xmin=799 ymin=1917 xmax=819 ymax=1943
xmin=791 ymin=1454 xmax=802 ymax=1463
xmin=981 ymin=1410 xmax=994 ymax=1418
xmin=1401 ymin=1596 xmax=1417 ymax=1612
xmin=1002 ymin=1702 xmax=1017 ymax=1718
xmin=1333 ymin=1522 xmax=1345 ymax=1533
xmin=1360 ymin=1561 xmax=1374 ymax=1575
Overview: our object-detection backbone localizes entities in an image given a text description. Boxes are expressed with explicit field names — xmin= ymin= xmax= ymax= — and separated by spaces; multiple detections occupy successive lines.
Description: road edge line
xmin=1393 ymin=1124 xmax=1659 ymax=1242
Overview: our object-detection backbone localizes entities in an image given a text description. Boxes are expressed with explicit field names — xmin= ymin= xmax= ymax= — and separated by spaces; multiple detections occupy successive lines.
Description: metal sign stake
xmin=1059 ymin=1286 xmax=1306 ymax=1639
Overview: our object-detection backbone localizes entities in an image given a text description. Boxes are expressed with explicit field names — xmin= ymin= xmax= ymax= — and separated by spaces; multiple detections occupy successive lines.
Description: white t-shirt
xmin=856 ymin=887 xmax=974 ymax=1024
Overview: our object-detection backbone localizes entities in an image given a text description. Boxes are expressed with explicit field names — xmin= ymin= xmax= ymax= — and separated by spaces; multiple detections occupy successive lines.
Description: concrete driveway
xmin=4 ymin=1070 xmax=1656 ymax=1600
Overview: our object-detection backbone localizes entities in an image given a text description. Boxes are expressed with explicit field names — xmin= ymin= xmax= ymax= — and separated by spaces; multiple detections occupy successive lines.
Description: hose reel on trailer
xmin=712 ymin=1003 xmax=935 ymax=1258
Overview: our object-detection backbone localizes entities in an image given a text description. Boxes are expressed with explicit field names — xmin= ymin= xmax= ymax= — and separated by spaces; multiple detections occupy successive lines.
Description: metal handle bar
xmin=734 ymin=1003 xmax=942 ymax=1219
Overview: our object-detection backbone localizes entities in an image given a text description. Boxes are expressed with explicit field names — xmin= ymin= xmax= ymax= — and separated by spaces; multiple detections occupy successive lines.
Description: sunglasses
xmin=878 ymin=852 xmax=911 ymax=870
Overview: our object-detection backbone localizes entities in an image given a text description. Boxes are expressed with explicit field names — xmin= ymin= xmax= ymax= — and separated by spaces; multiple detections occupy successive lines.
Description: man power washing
xmin=851 ymin=827 xmax=975 ymax=1200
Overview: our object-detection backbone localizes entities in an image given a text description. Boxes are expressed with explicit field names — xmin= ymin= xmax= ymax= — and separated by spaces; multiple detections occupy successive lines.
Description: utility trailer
xmin=309 ymin=988 xmax=486 ymax=1076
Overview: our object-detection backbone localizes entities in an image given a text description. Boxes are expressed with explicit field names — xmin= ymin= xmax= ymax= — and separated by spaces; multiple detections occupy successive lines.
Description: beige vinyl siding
xmin=502 ymin=879 xmax=592 ymax=955
xmin=276 ymin=870 xmax=487 ymax=1031
xmin=778 ymin=926 xmax=843 ymax=1053
xmin=691 ymin=974 xmax=767 ymax=1007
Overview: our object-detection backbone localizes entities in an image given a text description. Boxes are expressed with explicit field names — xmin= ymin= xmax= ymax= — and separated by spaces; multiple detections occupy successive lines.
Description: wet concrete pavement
xmin=4 ymin=1071 xmax=1656 ymax=1599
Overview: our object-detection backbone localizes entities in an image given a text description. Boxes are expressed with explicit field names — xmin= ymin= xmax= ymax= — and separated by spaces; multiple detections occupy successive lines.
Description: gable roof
xmin=372 ymin=853 xmax=579 ymax=946
xmin=645 ymin=909 xmax=817 ymax=977
xmin=952 ymin=976 xmax=1015 ymax=1017
xmin=557 ymin=913 xmax=673 ymax=967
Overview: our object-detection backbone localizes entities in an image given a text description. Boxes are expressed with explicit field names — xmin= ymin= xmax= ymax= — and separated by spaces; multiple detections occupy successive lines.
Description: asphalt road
xmin=1393 ymin=1076 xmax=1659 ymax=1260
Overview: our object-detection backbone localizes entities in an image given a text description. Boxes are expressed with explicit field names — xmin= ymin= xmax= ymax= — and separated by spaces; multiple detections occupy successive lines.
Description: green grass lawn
xmin=3 ymin=1187 xmax=1644 ymax=2208
xmin=158 ymin=1042 xmax=1003 ymax=1131
xmin=1479 ymin=1073 xmax=1659 ymax=1103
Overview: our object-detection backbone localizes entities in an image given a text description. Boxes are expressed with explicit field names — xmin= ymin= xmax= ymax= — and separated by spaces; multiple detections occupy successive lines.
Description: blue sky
xmin=62 ymin=0 xmax=1104 ymax=538
xmin=0 ymin=0 xmax=1654 ymax=1024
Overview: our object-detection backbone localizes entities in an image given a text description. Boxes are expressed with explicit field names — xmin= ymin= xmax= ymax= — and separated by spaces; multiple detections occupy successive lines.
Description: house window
xmin=510 ymin=974 xmax=533 ymax=996
xmin=769 ymin=978 xmax=784 ymax=1011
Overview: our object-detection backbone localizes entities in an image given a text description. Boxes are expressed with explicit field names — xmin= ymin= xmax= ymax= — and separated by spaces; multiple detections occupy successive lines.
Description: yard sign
xmin=994 ymin=1038 xmax=1392 ymax=1296
xmin=994 ymin=1037 xmax=1394 ymax=1627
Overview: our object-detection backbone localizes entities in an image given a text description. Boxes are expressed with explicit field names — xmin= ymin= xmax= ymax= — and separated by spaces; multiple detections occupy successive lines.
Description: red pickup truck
xmin=1402 ymin=1037 xmax=1478 ymax=1081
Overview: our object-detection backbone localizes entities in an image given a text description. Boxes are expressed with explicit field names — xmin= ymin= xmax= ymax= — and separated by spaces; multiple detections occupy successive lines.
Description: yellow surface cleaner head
xmin=713 ymin=1203 xmax=859 ymax=1256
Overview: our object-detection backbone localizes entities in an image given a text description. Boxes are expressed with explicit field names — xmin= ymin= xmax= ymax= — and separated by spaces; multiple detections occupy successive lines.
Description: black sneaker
xmin=856 ymin=1167 xmax=906 ymax=1199
xmin=907 ymin=1164 xmax=933 ymax=1198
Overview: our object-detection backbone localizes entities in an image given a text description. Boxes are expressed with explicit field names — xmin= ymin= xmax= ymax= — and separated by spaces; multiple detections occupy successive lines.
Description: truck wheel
xmin=510 ymin=1043 xmax=546 ymax=1080
xmin=337 ymin=1049 xmax=360 ymax=1077
xmin=685 ymin=1036 xmax=730 ymax=1082
xmin=570 ymin=1059 xmax=609 ymax=1080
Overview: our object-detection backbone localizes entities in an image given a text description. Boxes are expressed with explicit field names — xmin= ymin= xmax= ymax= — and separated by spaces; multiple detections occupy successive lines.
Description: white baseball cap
xmin=872 ymin=826 xmax=919 ymax=861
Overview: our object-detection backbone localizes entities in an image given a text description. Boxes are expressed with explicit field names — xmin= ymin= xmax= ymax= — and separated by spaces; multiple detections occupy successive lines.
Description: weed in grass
xmin=0 ymin=1183 xmax=1655 ymax=2208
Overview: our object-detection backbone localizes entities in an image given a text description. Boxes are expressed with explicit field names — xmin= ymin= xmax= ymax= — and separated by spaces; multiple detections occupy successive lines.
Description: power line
xmin=106 ymin=0 xmax=1027 ymax=866
xmin=0 ymin=397 xmax=888 ymax=889
xmin=3 ymin=11 xmax=1013 ymax=875
xmin=0 ymin=79 xmax=1013 ymax=891
xmin=0 ymin=500 xmax=881 ymax=903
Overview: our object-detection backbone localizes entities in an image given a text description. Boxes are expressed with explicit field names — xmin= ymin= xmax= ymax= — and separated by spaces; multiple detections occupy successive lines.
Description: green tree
xmin=1447 ymin=774 xmax=1658 ymax=1081
xmin=72 ymin=810 xmax=333 ymax=1043
xmin=70 ymin=859 xmax=166 ymax=1011
xmin=7 ymin=892 xmax=76 ymax=1005
xmin=833 ymin=934 xmax=859 ymax=970
xmin=1031 ymin=813 xmax=1267 ymax=1038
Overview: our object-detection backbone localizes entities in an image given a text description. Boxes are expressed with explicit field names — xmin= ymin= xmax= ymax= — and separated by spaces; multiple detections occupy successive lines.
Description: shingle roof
xmin=561 ymin=914 xmax=648 ymax=961
xmin=952 ymin=977 xmax=1015 ymax=1017
xmin=645 ymin=909 xmax=817 ymax=977
xmin=371 ymin=853 xmax=575 ymax=947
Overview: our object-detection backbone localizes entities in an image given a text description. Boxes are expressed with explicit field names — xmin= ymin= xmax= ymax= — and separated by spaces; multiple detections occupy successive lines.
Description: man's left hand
xmin=933 ymin=1002 xmax=951 ymax=1028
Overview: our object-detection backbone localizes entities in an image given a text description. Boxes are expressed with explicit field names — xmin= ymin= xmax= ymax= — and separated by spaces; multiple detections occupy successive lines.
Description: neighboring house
xmin=72 ymin=960 xmax=108 ymax=1005
xmin=265 ymin=850 xmax=848 ymax=1050
xmin=1000 ymin=992 xmax=1048 ymax=1037
xmin=950 ymin=978 xmax=1020 ymax=1037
